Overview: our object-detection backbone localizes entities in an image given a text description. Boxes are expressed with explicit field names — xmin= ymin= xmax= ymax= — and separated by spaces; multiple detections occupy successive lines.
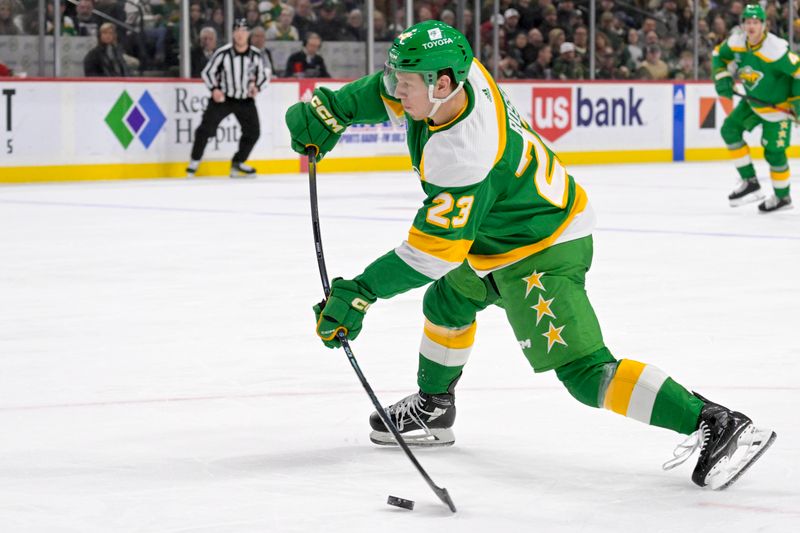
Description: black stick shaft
xmin=306 ymin=148 xmax=456 ymax=513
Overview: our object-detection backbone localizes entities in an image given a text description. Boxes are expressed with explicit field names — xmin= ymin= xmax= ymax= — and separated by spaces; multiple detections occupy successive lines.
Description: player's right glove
xmin=714 ymin=72 xmax=734 ymax=99
xmin=313 ymin=278 xmax=377 ymax=348
xmin=285 ymin=89 xmax=346 ymax=161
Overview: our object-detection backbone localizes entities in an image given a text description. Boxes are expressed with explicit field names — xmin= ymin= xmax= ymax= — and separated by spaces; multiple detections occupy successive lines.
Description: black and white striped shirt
xmin=201 ymin=44 xmax=271 ymax=100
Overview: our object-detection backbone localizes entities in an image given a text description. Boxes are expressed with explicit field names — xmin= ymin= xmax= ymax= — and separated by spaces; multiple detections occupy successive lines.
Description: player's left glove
xmin=791 ymin=98 xmax=800 ymax=120
xmin=314 ymin=278 xmax=377 ymax=348
xmin=714 ymin=72 xmax=734 ymax=99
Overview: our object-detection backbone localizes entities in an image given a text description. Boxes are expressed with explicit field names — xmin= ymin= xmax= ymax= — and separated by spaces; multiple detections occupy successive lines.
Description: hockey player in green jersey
xmin=712 ymin=3 xmax=799 ymax=213
xmin=285 ymin=21 xmax=776 ymax=489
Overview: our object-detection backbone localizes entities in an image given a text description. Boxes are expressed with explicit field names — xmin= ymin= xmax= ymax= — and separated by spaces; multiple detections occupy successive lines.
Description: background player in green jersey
xmin=712 ymin=3 xmax=799 ymax=213
xmin=286 ymin=21 xmax=775 ymax=490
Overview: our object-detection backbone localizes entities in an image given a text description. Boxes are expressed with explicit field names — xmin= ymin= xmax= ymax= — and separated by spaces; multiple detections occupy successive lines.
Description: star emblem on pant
xmin=542 ymin=322 xmax=567 ymax=353
xmin=531 ymin=294 xmax=555 ymax=325
xmin=523 ymin=271 xmax=545 ymax=298
xmin=777 ymin=139 xmax=786 ymax=147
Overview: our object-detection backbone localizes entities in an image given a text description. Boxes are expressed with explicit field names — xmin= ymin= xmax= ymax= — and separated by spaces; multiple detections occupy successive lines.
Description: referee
xmin=187 ymin=19 xmax=271 ymax=178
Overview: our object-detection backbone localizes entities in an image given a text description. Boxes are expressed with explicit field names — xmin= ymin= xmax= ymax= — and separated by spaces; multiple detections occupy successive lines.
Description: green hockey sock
xmin=556 ymin=349 xmax=704 ymax=435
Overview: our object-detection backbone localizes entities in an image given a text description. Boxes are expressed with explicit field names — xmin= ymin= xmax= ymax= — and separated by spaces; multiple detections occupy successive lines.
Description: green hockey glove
xmin=714 ymin=73 xmax=733 ymax=99
xmin=314 ymin=278 xmax=377 ymax=348
xmin=791 ymin=98 xmax=800 ymax=120
xmin=285 ymin=89 xmax=346 ymax=161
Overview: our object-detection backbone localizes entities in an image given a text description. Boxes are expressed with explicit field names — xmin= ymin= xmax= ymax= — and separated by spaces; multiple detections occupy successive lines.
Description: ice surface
xmin=0 ymin=161 xmax=798 ymax=532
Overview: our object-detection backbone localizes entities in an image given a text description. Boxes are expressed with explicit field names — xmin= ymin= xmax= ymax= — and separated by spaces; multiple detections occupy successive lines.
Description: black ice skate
xmin=758 ymin=195 xmax=793 ymax=213
xmin=728 ymin=178 xmax=764 ymax=207
xmin=186 ymin=160 xmax=199 ymax=178
xmin=369 ymin=389 xmax=456 ymax=447
xmin=230 ymin=162 xmax=256 ymax=178
xmin=663 ymin=393 xmax=776 ymax=490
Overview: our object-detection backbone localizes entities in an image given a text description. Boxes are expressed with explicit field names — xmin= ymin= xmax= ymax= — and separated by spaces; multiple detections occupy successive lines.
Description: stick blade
xmin=434 ymin=487 xmax=457 ymax=513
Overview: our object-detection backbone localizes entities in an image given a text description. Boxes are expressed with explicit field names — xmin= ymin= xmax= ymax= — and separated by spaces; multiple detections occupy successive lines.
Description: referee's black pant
xmin=190 ymin=98 xmax=260 ymax=163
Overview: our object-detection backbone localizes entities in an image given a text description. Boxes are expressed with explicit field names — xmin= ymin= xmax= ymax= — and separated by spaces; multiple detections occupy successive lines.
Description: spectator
xmin=84 ymin=22 xmax=131 ymax=77
xmin=207 ymin=7 xmax=225 ymax=37
xmin=598 ymin=12 xmax=622 ymax=51
xmin=539 ymin=5 xmax=558 ymax=37
xmin=638 ymin=17 xmax=657 ymax=43
xmin=191 ymin=26 xmax=217 ymax=78
xmin=671 ymin=50 xmax=694 ymax=80
xmin=523 ymin=44 xmax=553 ymax=79
xmin=266 ymin=6 xmax=299 ymax=40
xmin=516 ymin=0 xmax=537 ymax=31
xmin=313 ymin=0 xmax=343 ymax=42
xmin=387 ymin=6 xmax=405 ymax=38
xmin=293 ymin=0 xmax=316 ymax=41
xmin=250 ymin=26 xmax=276 ymax=78
xmin=656 ymin=0 xmax=679 ymax=36
xmin=189 ymin=2 xmax=206 ymax=44
xmin=572 ymin=24 xmax=588 ymax=67
xmin=373 ymin=9 xmax=392 ymax=42
xmin=0 ymin=0 xmax=23 ymax=35
xmin=555 ymin=0 xmax=575 ymax=29
xmin=75 ymin=0 xmax=102 ymax=37
xmin=724 ymin=1 xmax=744 ymax=33
xmin=527 ymin=27 xmax=544 ymax=55
xmin=0 ymin=61 xmax=12 ymax=76
xmin=548 ymin=27 xmax=565 ymax=54
xmin=553 ymin=41 xmax=586 ymax=80
xmin=284 ymin=31 xmax=330 ymax=77
xmin=711 ymin=16 xmax=727 ymax=42
xmin=503 ymin=8 xmax=523 ymax=43
xmin=637 ymin=44 xmax=669 ymax=80
xmin=595 ymin=47 xmax=630 ymax=79
xmin=338 ymin=8 xmax=365 ymax=41
xmin=417 ymin=4 xmax=433 ymax=22
xmin=625 ymin=27 xmax=643 ymax=68
xmin=508 ymin=31 xmax=538 ymax=70
xmin=245 ymin=5 xmax=262 ymax=29
xmin=440 ymin=9 xmax=455 ymax=28
xmin=44 ymin=2 xmax=76 ymax=35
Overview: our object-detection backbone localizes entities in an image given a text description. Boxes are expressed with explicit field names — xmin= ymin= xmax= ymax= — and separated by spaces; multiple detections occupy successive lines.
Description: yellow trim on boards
xmin=5 ymin=147 xmax=795 ymax=185
xmin=685 ymin=146 xmax=800 ymax=161
xmin=0 ymin=159 xmax=299 ymax=184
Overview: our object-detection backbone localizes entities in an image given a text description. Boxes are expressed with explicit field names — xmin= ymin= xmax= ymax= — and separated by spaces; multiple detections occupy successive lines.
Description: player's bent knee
xmin=554 ymin=347 xmax=617 ymax=408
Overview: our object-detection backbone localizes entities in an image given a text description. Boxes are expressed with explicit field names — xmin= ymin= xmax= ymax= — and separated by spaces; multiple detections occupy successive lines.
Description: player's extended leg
xmin=230 ymin=100 xmax=261 ymax=177
xmin=758 ymin=120 xmax=793 ymax=213
xmin=491 ymin=236 xmax=776 ymax=489
xmin=721 ymin=101 xmax=765 ymax=206
xmin=369 ymin=262 xmax=497 ymax=447
xmin=188 ymin=101 xmax=231 ymax=175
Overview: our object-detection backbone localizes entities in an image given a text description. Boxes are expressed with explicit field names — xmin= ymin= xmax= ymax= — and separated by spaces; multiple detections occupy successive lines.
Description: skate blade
xmin=706 ymin=426 xmax=777 ymax=490
xmin=230 ymin=172 xmax=257 ymax=179
xmin=729 ymin=192 xmax=765 ymax=207
xmin=369 ymin=428 xmax=455 ymax=448
xmin=758 ymin=203 xmax=794 ymax=214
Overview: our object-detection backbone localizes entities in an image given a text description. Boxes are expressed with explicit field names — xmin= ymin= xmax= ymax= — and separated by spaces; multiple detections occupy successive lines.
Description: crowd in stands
xmin=1 ymin=0 xmax=799 ymax=79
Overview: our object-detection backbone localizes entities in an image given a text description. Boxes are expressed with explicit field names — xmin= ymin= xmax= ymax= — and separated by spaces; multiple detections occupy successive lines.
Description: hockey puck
xmin=387 ymin=495 xmax=415 ymax=510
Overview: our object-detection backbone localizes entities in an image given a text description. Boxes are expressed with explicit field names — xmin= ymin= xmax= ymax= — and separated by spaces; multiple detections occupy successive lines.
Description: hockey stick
xmin=733 ymin=88 xmax=800 ymax=124
xmin=306 ymin=147 xmax=457 ymax=514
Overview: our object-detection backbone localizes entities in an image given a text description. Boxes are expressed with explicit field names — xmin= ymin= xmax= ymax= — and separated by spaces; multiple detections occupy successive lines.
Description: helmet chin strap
xmin=427 ymin=82 xmax=465 ymax=119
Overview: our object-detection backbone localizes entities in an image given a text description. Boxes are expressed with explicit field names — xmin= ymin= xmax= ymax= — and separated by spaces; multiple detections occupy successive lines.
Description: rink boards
xmin=1 ymin=78 xmax=798 ymax=183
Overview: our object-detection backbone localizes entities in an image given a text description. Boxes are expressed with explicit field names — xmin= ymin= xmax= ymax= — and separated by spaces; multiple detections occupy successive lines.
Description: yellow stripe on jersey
xmin=771 ymin=169 xmax=791 ymax=182
xmin=603 ymin=359 xmax=646 ymax=415
xmin=428 ymin=96 xmax=469 ymax=132
xmin=467 ymin=184 xmax=588 ymax=271
xmin=473 ymin=59 xmax=507 ymax=167
xmin=423 ymin=320 xmax=477 ymax=349
xmin=407 ymin=226 xmax=473 ymax=263
xmin=728 ymin=146 xmax=750 ymax=159
xmin=381 ymin=94 xmax=404 ymax=118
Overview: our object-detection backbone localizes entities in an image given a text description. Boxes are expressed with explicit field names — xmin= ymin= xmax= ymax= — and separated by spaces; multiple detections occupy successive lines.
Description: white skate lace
xmin=387 ymin=394 xmax=432 ymax=436
xmin=662 ymin=422 xmax=710 ymax=471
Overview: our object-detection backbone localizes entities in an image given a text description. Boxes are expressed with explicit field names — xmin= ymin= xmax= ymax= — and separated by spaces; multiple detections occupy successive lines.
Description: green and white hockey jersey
xmin=317 ymin=59 xmax=595 ymax=299
xmin=712 ymin=30 xmax=800 ymax=121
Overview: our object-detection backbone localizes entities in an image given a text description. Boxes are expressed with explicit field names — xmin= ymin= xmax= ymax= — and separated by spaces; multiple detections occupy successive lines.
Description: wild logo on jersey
xmin=738 ymin=65 xmax=764 ymax=90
